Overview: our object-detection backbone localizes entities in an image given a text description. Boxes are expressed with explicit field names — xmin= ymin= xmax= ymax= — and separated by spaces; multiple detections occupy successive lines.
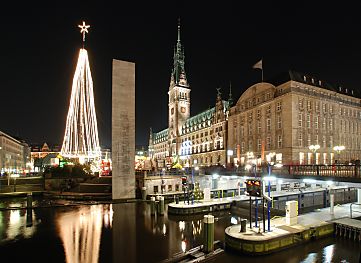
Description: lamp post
xmin=265 ymin=152 xmax=277 ymax=232
xmin=308 ymin=145 xmax=320 ymax=165
xmin=246 ymin=152 xmax=259 ymax=227
xmin=333 ymin=145 xmax=345 ymax=164
xmin=227 ymin=149 xmax=234 ymax=169
xmin=190 ymin=166 xmax=199 ymax=205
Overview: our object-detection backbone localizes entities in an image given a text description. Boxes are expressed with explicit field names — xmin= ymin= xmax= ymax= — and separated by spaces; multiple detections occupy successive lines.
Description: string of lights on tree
xmin=61 ymin=22 xmax=101 ymax=162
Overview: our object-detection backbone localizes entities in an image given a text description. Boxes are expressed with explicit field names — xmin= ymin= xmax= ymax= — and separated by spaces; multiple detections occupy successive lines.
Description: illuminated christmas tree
xmin=61 ymin=22 xmax=101 ymax=162
xmin=193 ymin=181 xmax=204 ymax=200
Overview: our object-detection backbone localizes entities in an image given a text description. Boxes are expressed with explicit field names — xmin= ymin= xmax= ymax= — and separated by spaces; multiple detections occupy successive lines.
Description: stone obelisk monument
xmin=112 ymin=59 xmax=135 ymax=199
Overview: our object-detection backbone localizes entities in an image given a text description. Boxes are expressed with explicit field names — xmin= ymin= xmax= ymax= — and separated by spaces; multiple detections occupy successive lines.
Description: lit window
xmin=277 ymin=115 xmax=282 ymax=129
xmin=298 ymin=132 xmax=303 ymax=147
xmin=298 ymin=113 xmax=302 ymax=127
xmin=307 ymin=114 xmax=311 ymax=128
xmin=267 ymin=118 xmax=271 ymax=132
xmin=277 ymin=135 xmax=282 ymax=148
xmin=276 ymin=101 xmax=282 ymax=111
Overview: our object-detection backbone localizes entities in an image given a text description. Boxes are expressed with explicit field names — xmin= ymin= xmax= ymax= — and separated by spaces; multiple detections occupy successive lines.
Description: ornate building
xmin=227 ymin=71 xmax=361 ymax=166
xmin=148 ymin=22 xmax=231 ymax=168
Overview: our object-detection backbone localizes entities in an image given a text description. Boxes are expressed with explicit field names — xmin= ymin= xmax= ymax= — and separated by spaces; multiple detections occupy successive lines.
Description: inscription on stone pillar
xmin=112 ymin=60 xmax=135 ymax=199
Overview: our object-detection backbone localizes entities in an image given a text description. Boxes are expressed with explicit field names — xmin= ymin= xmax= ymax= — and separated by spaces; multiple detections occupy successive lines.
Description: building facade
xmin=148 ymin=22 xmax=231 ymax=168
xmin=0 ymin=131 xmax=31 ymax=175
xmin=227 ymin=71 xmax=361 ymax=166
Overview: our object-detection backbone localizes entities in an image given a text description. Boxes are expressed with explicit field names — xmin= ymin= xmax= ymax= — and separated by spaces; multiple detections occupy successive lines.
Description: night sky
xmin=1 ymin=2 xmax=361 ymax=149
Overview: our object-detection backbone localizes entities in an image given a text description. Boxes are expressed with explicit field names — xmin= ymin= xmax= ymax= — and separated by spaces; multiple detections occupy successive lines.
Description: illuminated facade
xmin=148 ymin=22 xmax=231 ymax=168
xmin=0 ymin=131 xmax=31 ymax=174
xmin=227 ymin=71 xmax=361 ymax=166
xmin=61 ymin=23 xmax=101 ymax=161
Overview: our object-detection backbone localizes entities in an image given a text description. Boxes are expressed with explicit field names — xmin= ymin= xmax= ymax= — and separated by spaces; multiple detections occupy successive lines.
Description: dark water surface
xmin=0 ymin=198 xmax=360 ymax=263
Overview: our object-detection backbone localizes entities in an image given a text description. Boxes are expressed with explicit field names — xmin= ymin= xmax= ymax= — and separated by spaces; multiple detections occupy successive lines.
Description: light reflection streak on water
xmin=6 ymin=209 xmax=36 ymax=240
xmin=323 ymin=244 xmax=334 ymax=263
xmin=181 ymin=240 xmax=186 ymax=253
xmin=57 ymin=205 xmax=103 ymax=263
xmin=301 ymin=252 xmax=317 ymax=263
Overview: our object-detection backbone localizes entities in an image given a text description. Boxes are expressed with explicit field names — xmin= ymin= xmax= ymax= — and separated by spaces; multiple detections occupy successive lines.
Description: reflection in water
xmin=57 ymin=205 xmax=108 ymax=263
xmin=323 ymin=244 xmax=334 ymax=262
xmin=6 ymin=209 xmax=37 ymax=240
xmin=301 ymin=253 xmax=317 ymax=263
xmin=181 ymin=240 xmax=186 ymax=253
xmin=112 ymin=203 xmax=136 ymax=263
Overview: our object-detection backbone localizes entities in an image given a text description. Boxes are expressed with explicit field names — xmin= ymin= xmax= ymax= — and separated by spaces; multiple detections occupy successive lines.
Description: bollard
xmin=175 ymin=196 xmax=179 ymax=204
xmin=159 ymin=196 xmax=165 ymax=216
xmin=150 ymin=197 xmax=156 ymax=215
xmin=330 ymin=194 xmax=334 ymax=215
xmin=27 ymin=193 xmax=33 ymax=208
xmin=141 ymin=187 xmax=147 ymax=200
xmin=239 ymin=218 xmax=247 ymax=233
xmin=26 ymin=208 xmax=33 ymax=227
xmin=203 ymin=215 xmax=214 ymax=253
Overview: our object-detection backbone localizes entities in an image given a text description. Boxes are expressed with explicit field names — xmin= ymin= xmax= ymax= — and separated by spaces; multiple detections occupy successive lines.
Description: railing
xmin=229 ymin=164 xmax=361 ymax=179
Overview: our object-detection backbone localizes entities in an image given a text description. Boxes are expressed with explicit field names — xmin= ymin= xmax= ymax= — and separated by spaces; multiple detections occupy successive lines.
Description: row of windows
xmin=190 ymin=155 xmax=222 ymax=165
xmin=296 ymin=85 xmax=360 ymax=106
xmin=239 ymin=115 xmax=282 ymax=137
xmin=239 ymin=135 xmax=283 ymax=152
xmin=298 ymin=113 xmax=361 ymax=134
xmin=297 ymin=133 xmax=361 ymax=150
xmin=180 ymin=141 xmax=223 ymax=155
xmin=298 ymin=97 xmax=361 ymax=116
xmin=241 ymin=91 xmax=274 ymax=110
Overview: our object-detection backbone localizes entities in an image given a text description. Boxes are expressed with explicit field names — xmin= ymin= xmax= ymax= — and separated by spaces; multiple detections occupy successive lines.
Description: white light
xmin=263 ymin=176 xmax=276 ymax=182
xmin=9 ymin=210 xmax=20 ymax=225
xmin=227 ymin=150 xmax=233 ymax=156
xmin=194 ymin=166 xmax=199 ymax=171
xmin=78 ymin=21 xmax=90 ymax=42
xmin=309 ymin=144 xmax=320 ymax=151
xmin=274 ymin=163 xmax=283 ymax=168
xmin=230 ymin=217 xmax=238 ymax=225
xmin=10 ymin=174 xmax=20 ymax=178
xmin=61 ymin=47 xmax=101 ymax=163
xmin=179 ymin=221 xmax=185 ymax=231
xmin=212 ymin=174 xmax=219 ymax=179
xmin=303 ymin=178 xmax=317 ymax=183
xmin=181 ymin=241 xmax=186 ymax=253
xmin=162 ymin=224 xmax=167 ymax=235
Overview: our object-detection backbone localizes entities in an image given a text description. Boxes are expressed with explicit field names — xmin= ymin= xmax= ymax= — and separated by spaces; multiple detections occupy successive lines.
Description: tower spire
xmin=170 ymin=18 xmax=188 ymax=88
xmin=177 ymin=18 xmax=181 ymax=44
xmin=228 ymin=81 xmax=233 ymax=106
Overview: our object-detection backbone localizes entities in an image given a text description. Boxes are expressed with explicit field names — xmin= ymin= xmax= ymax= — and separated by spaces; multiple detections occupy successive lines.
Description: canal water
xmin=0 ymin=197 xmax=360 ymax=263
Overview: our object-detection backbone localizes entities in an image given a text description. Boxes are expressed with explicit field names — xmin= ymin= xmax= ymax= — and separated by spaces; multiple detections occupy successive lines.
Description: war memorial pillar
xmin=112 ymin=59 xmax=135 ymax=199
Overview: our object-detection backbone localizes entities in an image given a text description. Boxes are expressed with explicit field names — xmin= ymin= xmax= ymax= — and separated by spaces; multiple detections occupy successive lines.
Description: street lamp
xmin=333 ymin=145 xmax=345 ymax=164
xmin=227 ymin=150 xmax=234 ymax=168
xmin=265 ymin=152 xmax=280 ymax=232
xmin=308 ymin=145 xmax=320 ymax=165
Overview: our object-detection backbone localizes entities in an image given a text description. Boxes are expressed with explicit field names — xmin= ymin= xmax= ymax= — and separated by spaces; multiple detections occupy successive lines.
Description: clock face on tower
xmin=181 ymin=107 xmax=186 ymax=113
